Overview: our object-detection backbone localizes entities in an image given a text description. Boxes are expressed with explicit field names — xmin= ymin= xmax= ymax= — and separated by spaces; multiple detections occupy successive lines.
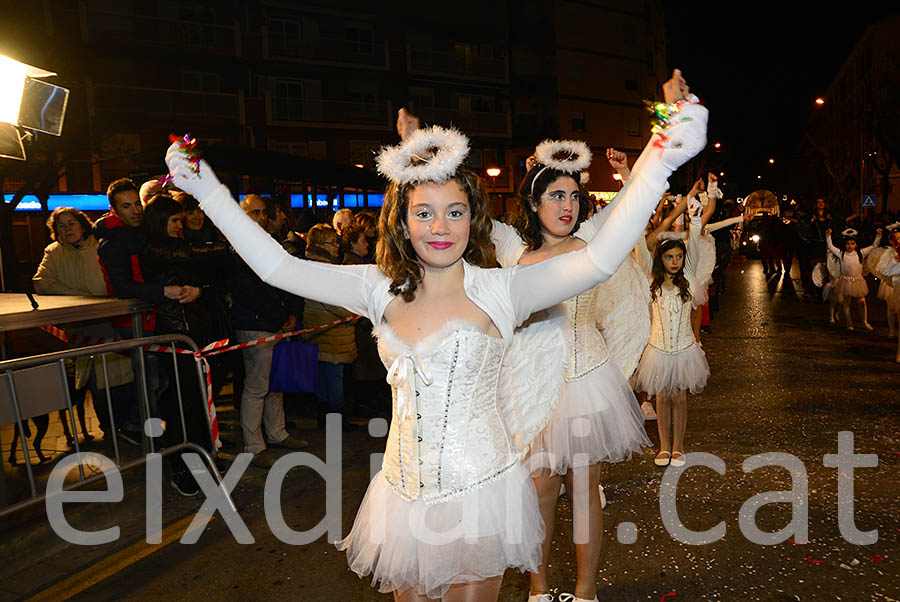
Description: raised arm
xmin=510 ymin=84 xmax=708 ymax=321
xmin=684 ymin=196 xmax=703 ymax=277
xmin=491 ymin=219 xmax=527 ymax=267
xmin=653 ymin=194 xmax=688 ymax=236
xmin=861 ymin=228 xmax=883 ymax=256
xmin=165 ymin=147 xmax=375 ymax=316
xmin=825 ymin=229 xmax=840 ymax=257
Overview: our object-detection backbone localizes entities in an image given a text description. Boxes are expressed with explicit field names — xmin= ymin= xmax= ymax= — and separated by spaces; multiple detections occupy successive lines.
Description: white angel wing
xmin=874 ymin=247 xmax=900 ymax=287
xmin=867 ymin=247 xmax=888 ymax=280
xmin=812 ymin=262 xmax=827 ymax=288
xmin=690 ymin=231 xmax=717 ymax=308
xmin=826 ymin=254 xmax=841 ymax=280
xmin=497 ymin=304 xmax=569 ymax=458
xmin=593 ymin=255 xmax=651 ymax=380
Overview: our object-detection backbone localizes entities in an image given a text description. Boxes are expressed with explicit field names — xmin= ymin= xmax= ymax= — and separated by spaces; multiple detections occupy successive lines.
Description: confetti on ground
xmin=871 ymin=554 xmax=884 ymax=562
xmin=806 ymin=556 xmax=824 ymax=564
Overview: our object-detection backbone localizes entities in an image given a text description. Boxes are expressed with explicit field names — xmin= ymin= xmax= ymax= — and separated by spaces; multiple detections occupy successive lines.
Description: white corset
xmin=375 ymin=321 xmax=518 ymax=504
xmin=563 ymin=287 xmax=610 ymax=381
xmin=648 ymin=285 xmax=696 ymax=353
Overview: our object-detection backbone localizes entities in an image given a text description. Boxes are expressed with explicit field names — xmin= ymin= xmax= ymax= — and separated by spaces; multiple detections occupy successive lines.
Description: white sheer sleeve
xmin=861 ymin=232 xmax=882 ymax=257
xmin=825 ymin=233 xmax=841 ymax=259
xmin=196 ymin=185 xmax=378 ymax=317
xmin=491 ymin=219 xmax=527 ymax=267
xmin=685 ymin=210 xmax=702 ymax=279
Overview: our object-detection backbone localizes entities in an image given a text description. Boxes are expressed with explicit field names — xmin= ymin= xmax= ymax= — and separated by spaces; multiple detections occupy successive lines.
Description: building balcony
xmin=417 ymin=107 xmax=511 ymax=137
xmin=69 ymin=7 xmax=240 ymax=55
xmin=266 ymin=95 xmax=392 ymax=130
xmin=407 ymin=47 xmax=508 ymax=83
xmin=90 ymin=84 xmax=243 ymax=124
xmin=262 ymin=31 xmax=389 ymax=70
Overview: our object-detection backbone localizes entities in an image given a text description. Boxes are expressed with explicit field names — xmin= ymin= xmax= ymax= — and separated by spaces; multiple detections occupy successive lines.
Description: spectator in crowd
xmin=283 ymin=209 xmax=317 ymax=259
xmin=332 ymin=207 xmax=353 ymax=236
xmin=798 ymin=198 xmax=833 ymax=300
xmin=265 ymin=196 xmax=290 ymax=242
xmin=141 ymin=194 xmax=231 ymax=495
xmin=340 ymin=222 xmax=369 ymax=265
xmin=354 ymin=211 xmax=378 ymax=263
xmin=229 ymin=194 xmax=309 ymax=469
xmin=174 ymin=191 xmax=219 ymax=244
xmin=33 ymin=207 xmax=135 ymax=445
xmin=302 ymin=224 xmax=357 ymax=430
xmin=779 ymin=203 xmax=800 ymax=277
xmin=94 ymin=178 xmax=186 ymax=438
xmin=139 ymin=179 xmax=163 ymax=205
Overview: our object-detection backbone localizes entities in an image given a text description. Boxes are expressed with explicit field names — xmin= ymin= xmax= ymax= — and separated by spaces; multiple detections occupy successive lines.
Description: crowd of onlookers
xmin=27 ymin=177 xmax=384 ymax=496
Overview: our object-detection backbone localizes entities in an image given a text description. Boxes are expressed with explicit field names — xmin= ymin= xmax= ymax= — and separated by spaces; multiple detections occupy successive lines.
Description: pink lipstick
xmin=428 ymin=241 xmax=453 ymax=250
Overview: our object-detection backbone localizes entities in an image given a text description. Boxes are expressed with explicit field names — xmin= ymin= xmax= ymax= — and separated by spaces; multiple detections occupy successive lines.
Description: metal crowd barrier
xmin=0 ymin=334 xmax=235 ymax=520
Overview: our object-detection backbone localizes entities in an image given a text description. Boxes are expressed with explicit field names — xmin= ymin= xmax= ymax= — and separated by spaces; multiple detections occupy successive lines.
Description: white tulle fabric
xmin=834 ymin=275 xmax=869 ymax=301
xmin=338 ymin=465 xmax=543 ymax=599
xmin=635 ymin=340 xmax=709 ymax=396
xmin=871 ymin=248 xmax=900 ymax=311
xmin=527 ymin=357 xmax=650 ymax=475
xmin=691 ymin=231 xmax=717 ymax=308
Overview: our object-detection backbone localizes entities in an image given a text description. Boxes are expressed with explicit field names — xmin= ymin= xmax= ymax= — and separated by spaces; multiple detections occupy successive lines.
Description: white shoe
xmin=528 ymin=594 xmax=554 ymax=602
xmin=558 ymin=595 xmax=599 ymax=602
xmin=641 ymin=401 xmax=657 ymax=420
xmin=598 ymin=484 xmax=607 ymax=509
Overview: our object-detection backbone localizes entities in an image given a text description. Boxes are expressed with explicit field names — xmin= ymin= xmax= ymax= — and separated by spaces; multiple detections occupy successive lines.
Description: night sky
xmin=664 ymin=2 xmax=899 ymax=200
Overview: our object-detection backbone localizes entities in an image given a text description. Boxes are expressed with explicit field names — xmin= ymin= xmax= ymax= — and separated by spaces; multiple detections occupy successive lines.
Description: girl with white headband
xmin=164 ymin=69 xmax=706 ymax=602
xmin=825 ymin=226 xmax=882 ymax=330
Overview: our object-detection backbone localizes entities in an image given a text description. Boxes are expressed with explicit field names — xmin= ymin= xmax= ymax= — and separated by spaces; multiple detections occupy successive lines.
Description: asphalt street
xmin=2 ymin=257 xmax=899 ymax=602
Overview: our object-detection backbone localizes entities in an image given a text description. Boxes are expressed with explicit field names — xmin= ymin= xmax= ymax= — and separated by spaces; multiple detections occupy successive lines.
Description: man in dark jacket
xmin=93 ymin=178 xmax=185 ymax=440
xmin=229 ymin=195 xmax=308 ymax=469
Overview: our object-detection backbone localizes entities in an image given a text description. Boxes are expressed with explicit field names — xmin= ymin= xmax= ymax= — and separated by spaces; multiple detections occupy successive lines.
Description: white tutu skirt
xmin=878 ymin=281 xmax=900 ymax=311
xmin=635 ymin=343 xmax=710 ymax=396
xmin=834 ymin=275 xmax=868 ymax=301
xmin=337 ymin=466 xmax=543 ymax=599
xmin=526 ymin=359 xmax=650 ymax=476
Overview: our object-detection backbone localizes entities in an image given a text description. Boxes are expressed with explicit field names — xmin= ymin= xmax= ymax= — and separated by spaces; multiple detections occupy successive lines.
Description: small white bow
xmin=386 ymin=352 xmax=433 ymax=422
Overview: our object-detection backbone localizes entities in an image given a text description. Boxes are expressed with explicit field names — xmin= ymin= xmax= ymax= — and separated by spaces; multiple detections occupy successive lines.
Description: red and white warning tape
xmin=38 ymin=315 xmax=358 ymax=450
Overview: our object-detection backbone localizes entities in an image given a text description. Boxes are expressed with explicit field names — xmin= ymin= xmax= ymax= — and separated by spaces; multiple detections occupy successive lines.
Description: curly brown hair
xmin=512 ymin=166 xmax=592 ymax=251
xmin=376 ymin=168 xmax=497 ymax=301
xmin=650 ymin=239 xmax=692 ymax=303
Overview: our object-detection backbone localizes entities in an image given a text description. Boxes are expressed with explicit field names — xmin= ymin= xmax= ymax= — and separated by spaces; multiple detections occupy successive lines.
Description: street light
xmin=612 ymin=173 xmax=623 ymax=182
xmin=714 ymin=142 xmax=722 ymax=149
xmin=768 ymin=158 xmax=775 ymax=164
xmin=719 ymin=172 xmax=724 ymax=177
xmin=815 ymin=97 xmax=825 ymax=105
xmin=486 ymin=167 xmax=501 ymax=177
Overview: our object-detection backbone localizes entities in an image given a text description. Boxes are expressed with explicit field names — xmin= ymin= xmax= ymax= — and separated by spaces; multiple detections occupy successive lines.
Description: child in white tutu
xmin=635 ymin=197 xmax=710 ymax=467
xmin=826 ymin=227 xmax=882 ymax=330
xmin=165 ymin=69 xmax=707 ymax=601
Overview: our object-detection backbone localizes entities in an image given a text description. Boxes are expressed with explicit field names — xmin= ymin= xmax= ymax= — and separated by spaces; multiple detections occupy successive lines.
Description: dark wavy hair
xmin=512 ymin=166 xmax=592 ymax=251
xmin=143 ymin=193 xmax=183 ymax=239
xmin=376 ymin=167 xmax=497 ymax=301
xmin=46 ymin=207 xmax=93 ymax=242
xmin=650 ymin=238 xmax=692 ymax=303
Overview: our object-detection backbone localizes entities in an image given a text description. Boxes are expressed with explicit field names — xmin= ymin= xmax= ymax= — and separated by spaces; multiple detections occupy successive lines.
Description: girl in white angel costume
xmin=164 ymin=71 xmax=706 ymax=602
xmin=634 ymin=196 xmax=711 ymax=468
xmin=826 ymin=226 xmax=882 ymax=330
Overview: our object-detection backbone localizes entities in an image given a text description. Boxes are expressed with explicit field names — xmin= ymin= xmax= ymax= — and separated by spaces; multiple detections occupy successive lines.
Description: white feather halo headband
xmin=530 ymin=139 xmax=592 ymax=195
xmin=841 ymin=228 xmax=858 ymax=238
xmin=885 ymin=222 xmax=900 ymax=233
xmin=534 ymin=139 xmax=592 ymax=174
xmin=656 ymin=231 xmax=688 ymax=242
xmin=376 ymin=126 xmax=469 ymax=185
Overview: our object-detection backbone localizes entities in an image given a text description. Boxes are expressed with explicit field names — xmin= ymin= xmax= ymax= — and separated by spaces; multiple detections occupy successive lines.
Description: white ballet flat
xmin=527 ymin=594 xmax=554 ymax=602
xmin=598 ymin=484 xmax=607 ymax=509
xmin=558 ymin=594 xmax=599 ymax=602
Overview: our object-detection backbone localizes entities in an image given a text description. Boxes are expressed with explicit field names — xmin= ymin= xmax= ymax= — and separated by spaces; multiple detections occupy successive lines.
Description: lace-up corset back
xmin=563 ymin=286 xmax=609 ymax=381
xmin=376 ymin=322 xmax=516 ymax=504
xmin=648 ymin=283 xmax=695 ymax=353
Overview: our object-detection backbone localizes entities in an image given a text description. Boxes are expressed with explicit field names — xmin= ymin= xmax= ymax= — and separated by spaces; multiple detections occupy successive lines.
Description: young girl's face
xmin=406 ymin=180 xmax=471 ymax=270
xmin=845 ymin=239 xmax=858 ymax=252
xmin=661 ymin=246 xmax=685 ymax=274
xmin=534 ymin=175 xmax=580 ymax=238
xmin=890 ymin=231 xmax=900 ymax=252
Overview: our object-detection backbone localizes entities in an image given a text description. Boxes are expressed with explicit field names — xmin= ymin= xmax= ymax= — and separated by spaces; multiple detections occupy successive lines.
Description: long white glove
xmin=165 ymin=141 xmax=223 ymax=201
xmin=629 ymin=95 xmax=708 ymax=188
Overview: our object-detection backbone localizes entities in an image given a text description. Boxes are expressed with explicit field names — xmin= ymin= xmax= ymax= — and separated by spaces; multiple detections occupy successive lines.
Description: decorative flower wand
xmin=158 ymin=133 xmax=201 ymax=185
